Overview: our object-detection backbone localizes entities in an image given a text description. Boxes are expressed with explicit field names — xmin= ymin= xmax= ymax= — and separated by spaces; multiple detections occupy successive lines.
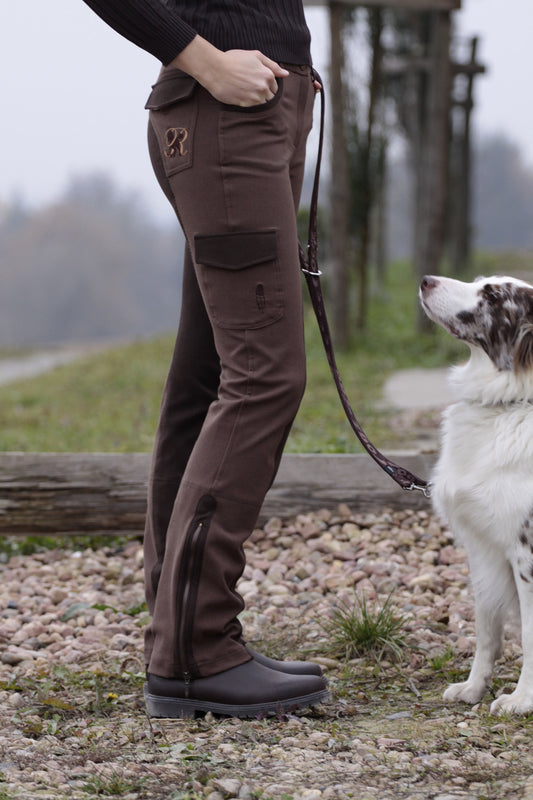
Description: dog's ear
xmin=514 ymin=325 xmax=533 ymax=373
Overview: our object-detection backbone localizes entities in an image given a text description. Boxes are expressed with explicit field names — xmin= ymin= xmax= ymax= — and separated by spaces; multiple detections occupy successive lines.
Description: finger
xmin=257 ymin=52 xmax=289 ymax=77
xmin=266 ymin=77 xmax=279 ymax=95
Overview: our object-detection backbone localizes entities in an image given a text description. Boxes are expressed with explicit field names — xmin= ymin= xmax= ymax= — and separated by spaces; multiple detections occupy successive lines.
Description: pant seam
xmin=211 ymin=333 xmax=253 ymax=490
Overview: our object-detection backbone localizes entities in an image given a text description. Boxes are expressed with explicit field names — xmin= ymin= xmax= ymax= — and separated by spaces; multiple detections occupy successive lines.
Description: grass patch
xmin=321 ymin=592 xmax=409 ymax=663
xmin=0 ymin=261 xmax=467 ymax=454
xmin=428 ymin=644 xmax=457 ymax=672
xmin=0 ymin=534 xmax=138 ymax=561
xmin=81 ymin=768 xmax=147 ymax=797
xmin=5 ymin=663 xmax=146 ymax=730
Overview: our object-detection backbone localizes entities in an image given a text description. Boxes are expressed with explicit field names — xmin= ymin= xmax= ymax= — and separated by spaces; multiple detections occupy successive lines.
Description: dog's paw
xmin=490 ymin=690 xmax=533 ymax=716
xmin=443 ymin=681 xmax=487 ymax=705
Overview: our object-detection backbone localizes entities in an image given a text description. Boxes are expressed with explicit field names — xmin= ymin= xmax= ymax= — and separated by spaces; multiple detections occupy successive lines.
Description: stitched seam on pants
xmin=294 ymin=72 xmax=311 ymax=153
xmin=212 ymin=334 xmax=253 ymax=490
xmin=218 ymin=107 xmax=232 ymax=232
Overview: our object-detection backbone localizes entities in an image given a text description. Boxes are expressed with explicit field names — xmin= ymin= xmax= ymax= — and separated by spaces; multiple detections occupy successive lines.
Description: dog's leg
xmin=443 ymin=547 xmax=513 ymax=706
xmin=491 ymin=553 xmax=533 ymax=715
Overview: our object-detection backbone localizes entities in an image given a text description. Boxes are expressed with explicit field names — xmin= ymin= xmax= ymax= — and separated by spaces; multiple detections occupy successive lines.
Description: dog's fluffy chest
xmin=432 ymin=400 xmax=533 ymax=549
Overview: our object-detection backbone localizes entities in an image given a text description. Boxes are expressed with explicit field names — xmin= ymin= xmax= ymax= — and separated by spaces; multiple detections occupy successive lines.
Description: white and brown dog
xmin=420 ymin=274 xmax=533 ymax=714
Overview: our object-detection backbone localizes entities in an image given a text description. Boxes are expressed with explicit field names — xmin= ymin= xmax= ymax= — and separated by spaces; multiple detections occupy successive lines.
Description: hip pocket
xmin=194 ymin=230 xmax=284 ymax=330
xmin=220 ymin=78 xmax=284 ymax=114
xmin=145 ymin=71 xmax=198 ymax=177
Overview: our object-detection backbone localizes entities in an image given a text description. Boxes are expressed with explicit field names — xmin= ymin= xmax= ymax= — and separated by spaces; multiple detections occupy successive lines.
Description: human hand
xmin=171 ymin=37 xmax=289 ymax=106
xmin=204 ymin=49 xmax=289 ymax=106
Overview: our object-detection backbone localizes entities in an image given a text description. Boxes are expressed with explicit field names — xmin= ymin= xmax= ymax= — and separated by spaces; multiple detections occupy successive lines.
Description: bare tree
xmin=328 ymin=1 xmax=351 ymax=348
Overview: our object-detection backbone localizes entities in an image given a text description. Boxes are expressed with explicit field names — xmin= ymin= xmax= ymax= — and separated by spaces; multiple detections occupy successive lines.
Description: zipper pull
xmin=183 ymin=671 xmax=191 ymax=698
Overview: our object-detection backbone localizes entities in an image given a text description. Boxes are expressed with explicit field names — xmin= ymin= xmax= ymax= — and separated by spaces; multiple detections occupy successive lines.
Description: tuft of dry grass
xmin=321 ymin=592 xmax=409 ymax=663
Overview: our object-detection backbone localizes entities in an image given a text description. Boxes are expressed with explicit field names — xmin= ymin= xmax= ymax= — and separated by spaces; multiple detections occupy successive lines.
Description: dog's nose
xmin=420 ymin=275 xmax=439 ymax=296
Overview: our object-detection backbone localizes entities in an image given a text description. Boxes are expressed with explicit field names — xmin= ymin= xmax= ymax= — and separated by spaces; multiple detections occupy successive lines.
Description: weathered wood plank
xmin=0 ymin=452 xmax=436 ymax=536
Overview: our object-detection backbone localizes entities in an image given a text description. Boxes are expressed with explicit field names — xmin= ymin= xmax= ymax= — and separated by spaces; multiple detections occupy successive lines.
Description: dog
xmin=419 ymin=274 xmax=533 ymax=714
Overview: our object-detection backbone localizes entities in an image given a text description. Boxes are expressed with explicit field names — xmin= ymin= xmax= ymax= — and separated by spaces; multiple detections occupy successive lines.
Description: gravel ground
xmin=0 ymin=504 xmax=532 ymax=800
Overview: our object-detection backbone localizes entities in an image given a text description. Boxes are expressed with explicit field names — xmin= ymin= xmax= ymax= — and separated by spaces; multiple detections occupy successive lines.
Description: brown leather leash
xmin=300 ymin=72 xmax=430 ymax=497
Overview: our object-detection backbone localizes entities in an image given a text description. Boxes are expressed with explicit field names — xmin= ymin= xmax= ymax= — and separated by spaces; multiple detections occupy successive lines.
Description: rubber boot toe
xmin=247 ymin=646 xmax=324 ymax=677
xmin=144 ymin=659 xmax=330 ymax=718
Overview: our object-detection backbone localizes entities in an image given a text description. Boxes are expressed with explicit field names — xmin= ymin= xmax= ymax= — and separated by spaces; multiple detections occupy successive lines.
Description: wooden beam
xmin=0 ymin=452 xmax=435 ymax=536
xmin=383 ymin=56 xmax=486 ymax=78
xmin=304 ymin=0 xmax=461 ymax=10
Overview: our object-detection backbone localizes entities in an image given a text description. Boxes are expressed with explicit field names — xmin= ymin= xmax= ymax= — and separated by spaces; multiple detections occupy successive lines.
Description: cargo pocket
xmin=145 ymin=71 xmax=198 ymax=176
xmin=194 ymin=230 xmax=284 ymax=330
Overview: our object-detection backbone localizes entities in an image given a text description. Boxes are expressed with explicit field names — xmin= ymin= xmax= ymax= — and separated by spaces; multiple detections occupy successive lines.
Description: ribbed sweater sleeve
xmin=81 ymin=0 xmax=197 ymax=64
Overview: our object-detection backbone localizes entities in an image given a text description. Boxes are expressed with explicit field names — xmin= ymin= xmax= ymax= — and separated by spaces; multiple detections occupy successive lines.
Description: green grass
xmin=0 ymin=261 xmax=466 ymax=454
xmin=81 ymin=769 xmax=147 ymax=797
xmin=428 ymin=644 xmax=457 ymax=672
xmin=320 ymin=591 xmax=409 ymax=663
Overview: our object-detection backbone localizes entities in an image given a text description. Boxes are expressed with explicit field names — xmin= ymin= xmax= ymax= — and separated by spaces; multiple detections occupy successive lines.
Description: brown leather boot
xmin=144 ymin=659 xmax=330 ymax=718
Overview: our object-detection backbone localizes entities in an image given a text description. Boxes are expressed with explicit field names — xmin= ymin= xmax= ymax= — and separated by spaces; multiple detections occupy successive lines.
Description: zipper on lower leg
xmin=175 ymin=495 xmax=216 ymax=678
xmin=178 ymin=521 xmax=204 ymax=675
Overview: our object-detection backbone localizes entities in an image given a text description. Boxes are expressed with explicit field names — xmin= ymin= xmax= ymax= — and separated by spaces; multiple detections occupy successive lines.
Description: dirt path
xmin=0 ymin=341 xmax=121 ymax=387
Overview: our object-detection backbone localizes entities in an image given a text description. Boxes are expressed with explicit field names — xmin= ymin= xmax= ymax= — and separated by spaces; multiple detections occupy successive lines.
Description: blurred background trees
xmin=321 ymin=0 xmax=486 ymax=343
xmin=0 ymin=174 xmax=182 ymax=347
xmin=4 ymin=3 xmax=533 ymax=351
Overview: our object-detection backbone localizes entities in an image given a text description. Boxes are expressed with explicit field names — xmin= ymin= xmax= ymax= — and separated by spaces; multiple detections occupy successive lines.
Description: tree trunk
xmin=329 ymin=1 xmax=351 ymax=348
xmin=450 ymin=36 xmax=478 ymax=274
xmin=355 ymin=9 xmax=384 ymax=330
xmin=414 ymin=10 xmax=452 ymax=331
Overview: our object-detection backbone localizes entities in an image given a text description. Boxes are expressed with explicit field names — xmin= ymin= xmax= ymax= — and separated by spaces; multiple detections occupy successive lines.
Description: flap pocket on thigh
xmin=194 ymin=230 xmax=277 ymax=270
xmin=194 ymin=230 xmax=284 ymax=329
xmin=145 ymin=74 xmax=197 ymax=111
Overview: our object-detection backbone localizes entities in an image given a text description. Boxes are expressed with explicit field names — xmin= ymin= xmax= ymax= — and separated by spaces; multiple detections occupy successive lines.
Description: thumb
xmin=258 ymin=52 xmax=290 ymax=77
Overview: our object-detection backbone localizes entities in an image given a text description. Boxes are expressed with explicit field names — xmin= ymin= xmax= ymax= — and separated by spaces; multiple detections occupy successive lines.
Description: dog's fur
xmin=420 ymin=274 xmax=533 ymax=714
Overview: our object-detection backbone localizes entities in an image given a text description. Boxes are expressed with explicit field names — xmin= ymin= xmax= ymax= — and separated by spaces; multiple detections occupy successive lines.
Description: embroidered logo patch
xmin=164 ymin=127 xmax=189 ymax=158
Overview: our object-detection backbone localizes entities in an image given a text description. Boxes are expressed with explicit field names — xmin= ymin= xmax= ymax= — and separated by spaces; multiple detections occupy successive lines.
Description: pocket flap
xmin=145 ymin=74 xmax=197 ymax=111
xmin=194 ymin=230 xmax=278 ymax=270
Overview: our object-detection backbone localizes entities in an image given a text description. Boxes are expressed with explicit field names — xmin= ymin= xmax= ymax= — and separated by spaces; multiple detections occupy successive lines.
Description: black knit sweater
xmin=81 ymin=1 xmax=312 ymax=66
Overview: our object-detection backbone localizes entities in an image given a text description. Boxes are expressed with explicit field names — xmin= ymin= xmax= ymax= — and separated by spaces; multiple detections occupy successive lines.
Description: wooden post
xmin=329 ymin=1 xmax=351 ymax=348
xmin=355 ymin=8 xmax=384 ymax=331
xmin=414 ymin=10 xmax=452 ymax=331
xmin=450 ymin=36 xmax=478 ymax=273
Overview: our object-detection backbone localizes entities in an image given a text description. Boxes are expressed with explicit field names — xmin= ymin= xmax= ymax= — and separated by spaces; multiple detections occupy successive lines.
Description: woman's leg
xmin=144 ymin=235 xmax=220 ymax=616
xmin=144 ymin=66 xmax=317 ymax=683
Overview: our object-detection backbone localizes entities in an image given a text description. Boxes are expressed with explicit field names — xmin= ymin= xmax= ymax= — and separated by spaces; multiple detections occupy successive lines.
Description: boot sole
xmin=144 ymin=684 xmax=330 ymax=719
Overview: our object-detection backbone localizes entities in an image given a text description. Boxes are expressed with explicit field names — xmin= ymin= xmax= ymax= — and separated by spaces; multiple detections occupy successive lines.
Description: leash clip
xmin=406 ymin=481 xmax=432 ymax=499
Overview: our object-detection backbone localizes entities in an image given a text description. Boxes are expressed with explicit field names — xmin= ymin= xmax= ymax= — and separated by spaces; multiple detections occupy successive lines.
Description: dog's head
xmin=419 ymin=274 xmax=533 ymax=374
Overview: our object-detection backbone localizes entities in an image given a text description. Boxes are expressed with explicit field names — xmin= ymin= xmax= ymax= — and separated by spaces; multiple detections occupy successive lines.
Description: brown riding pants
xmin=143 ymin=64 xmax=315 ymax=680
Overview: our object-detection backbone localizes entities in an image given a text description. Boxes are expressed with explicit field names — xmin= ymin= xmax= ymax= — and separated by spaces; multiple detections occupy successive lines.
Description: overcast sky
xmin=0 ymin=1 xmax=531 ymax=225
